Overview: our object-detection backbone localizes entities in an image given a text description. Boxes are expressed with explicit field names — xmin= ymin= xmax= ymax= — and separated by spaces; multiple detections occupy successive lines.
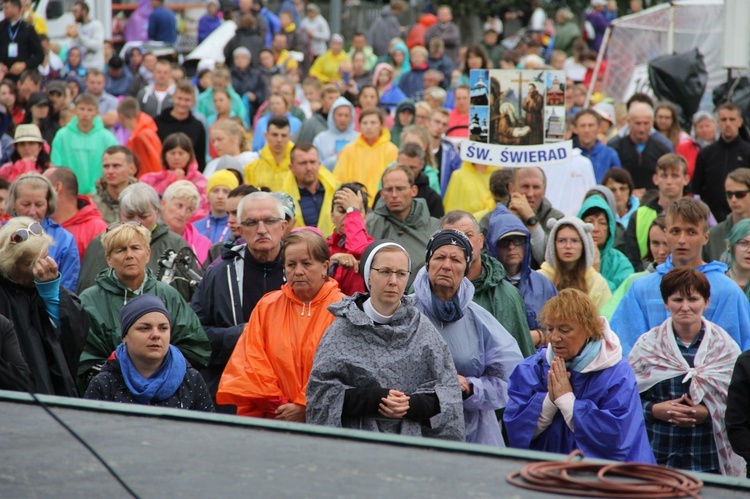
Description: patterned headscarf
xmin=425 ymin=229 xmax=473 ymax=275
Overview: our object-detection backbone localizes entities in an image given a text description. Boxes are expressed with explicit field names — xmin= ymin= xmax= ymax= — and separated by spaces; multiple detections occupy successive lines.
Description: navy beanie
xmin=425 ymin=229 xmax=473 ymax=275
xmin=120 ymin=294 xmax=171 ymax=338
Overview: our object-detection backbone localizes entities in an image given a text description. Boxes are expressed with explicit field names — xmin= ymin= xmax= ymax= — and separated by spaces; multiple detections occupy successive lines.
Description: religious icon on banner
xmin=470 ymin=69 xmax=566 ymax=146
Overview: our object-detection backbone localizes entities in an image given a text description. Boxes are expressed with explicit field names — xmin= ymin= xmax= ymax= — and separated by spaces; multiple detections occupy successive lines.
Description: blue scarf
xmin=546 ymin=338 xmax=602 ymax=373
xmin=431 ymin=293 xmax=464 ymax=323
xmin=116 ymin=343 xmax=187 ymax=404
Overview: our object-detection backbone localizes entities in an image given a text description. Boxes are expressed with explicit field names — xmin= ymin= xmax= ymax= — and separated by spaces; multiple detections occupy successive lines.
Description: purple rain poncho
xmin=411 ymin=268 xmax=524 ymax=447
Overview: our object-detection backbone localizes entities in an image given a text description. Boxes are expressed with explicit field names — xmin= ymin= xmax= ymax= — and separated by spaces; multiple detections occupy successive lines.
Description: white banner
xmin=460 ymin=140 xmax=574 ymax=167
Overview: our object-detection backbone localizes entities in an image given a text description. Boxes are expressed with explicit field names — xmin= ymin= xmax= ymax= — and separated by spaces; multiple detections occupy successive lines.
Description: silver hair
xmin=693 ymin=110 xmax=716 ymax=126
xmin=7 ymin=173 xmax=58 ymax=217
xmin=119 ymin=183 xmax=161 ymax=218
xmin=237 ymin=191 xmax=285 ymax=221
xmin=440 ymin=210 xmax=481 ymax=233
xmin=162 ymin=180 xmax=200 ymax=210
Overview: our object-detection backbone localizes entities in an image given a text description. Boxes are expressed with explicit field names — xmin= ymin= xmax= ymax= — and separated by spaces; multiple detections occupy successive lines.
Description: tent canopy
xmin=601 ymin=1 xmax=727 ymax=106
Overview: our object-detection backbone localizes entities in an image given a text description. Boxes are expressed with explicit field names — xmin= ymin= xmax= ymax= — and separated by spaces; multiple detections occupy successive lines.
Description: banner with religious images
xmin=464 ymin=69 xmax=571 ymax=167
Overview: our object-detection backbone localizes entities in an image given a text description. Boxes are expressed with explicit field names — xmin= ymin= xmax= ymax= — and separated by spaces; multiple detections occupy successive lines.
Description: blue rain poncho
xmin=485 ymin=204 xmax=558 ymax=331
xmin=504 ymin=321 xmax=656 ymax=463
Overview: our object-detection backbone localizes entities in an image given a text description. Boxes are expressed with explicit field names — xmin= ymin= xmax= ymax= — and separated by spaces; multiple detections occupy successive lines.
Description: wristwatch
xmin=525 ymin=216 xmax=539 ymax=226
xmin=346 ymin=206 xmax=356 ymax=214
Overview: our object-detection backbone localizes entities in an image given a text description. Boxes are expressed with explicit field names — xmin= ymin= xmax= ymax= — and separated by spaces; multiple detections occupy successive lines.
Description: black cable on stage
xmin=29 ymin=392 xmax=141 ymax=499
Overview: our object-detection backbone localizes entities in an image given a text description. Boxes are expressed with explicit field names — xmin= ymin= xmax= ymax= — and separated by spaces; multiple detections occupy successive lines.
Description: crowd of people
xmin=2 ymin=0 xmax=750 ymax=480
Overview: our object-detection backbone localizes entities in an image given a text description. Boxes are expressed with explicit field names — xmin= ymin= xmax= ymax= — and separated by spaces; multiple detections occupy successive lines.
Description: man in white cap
xmin=309 ymin=33 xmax=349 ymax=84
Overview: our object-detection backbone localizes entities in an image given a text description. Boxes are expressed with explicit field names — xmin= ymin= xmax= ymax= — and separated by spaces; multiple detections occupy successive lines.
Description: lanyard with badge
xmin=8 ymin=21 xmax=20 ymax=58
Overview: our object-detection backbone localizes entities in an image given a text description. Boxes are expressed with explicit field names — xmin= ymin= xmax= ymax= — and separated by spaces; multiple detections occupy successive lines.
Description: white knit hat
xmin=544 ymin=216 xmax=595 ymax=270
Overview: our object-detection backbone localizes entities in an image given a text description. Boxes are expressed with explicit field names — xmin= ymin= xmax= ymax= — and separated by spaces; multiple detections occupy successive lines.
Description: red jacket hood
xmin=133 ymin=112 xmax=158 ymax=135
xmin=63 ymin=196 xmax=106 ymax=227
xmin=419 ymin=14 xmax=437 ymax=27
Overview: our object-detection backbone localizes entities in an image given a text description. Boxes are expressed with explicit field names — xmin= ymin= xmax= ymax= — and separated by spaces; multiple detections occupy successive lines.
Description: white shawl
xmin=629 ymin=318 xmax=744 ymax=477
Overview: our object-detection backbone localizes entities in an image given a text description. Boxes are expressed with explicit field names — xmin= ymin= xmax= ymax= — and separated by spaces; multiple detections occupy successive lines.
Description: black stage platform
xmin=1 ymin=391 xmax=748 ymax=498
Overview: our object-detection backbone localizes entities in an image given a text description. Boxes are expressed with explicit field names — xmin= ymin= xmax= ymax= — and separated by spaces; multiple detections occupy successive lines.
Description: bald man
xmin=608 ymin=102 xmax=673 ymax=194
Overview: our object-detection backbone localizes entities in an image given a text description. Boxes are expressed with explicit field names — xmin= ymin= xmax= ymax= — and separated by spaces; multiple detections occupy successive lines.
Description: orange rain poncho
xmin=217 ymin=279 xmax=344 ymax=417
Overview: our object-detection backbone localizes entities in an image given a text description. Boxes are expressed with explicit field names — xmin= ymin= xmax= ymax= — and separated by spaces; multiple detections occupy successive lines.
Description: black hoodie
xmin=155 ymin=107 xmax=207 ymax=171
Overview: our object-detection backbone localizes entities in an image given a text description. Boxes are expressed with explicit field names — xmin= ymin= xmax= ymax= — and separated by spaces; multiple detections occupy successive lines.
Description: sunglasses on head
xmin=10 ymin=222 xmax=44 ymax=244
xmin=106 ymin=221 xmax=143 ymax=232
xmin=726 ymin=190 xmax=749 ymax=200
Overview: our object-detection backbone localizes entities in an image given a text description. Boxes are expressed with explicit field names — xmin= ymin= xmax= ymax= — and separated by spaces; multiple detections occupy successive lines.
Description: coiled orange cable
xmin=507 ymin=450 xmax=703 ymax=498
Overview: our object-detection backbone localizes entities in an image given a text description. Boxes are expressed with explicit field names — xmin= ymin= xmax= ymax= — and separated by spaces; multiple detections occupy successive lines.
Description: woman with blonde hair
xmin=78 ymin=221 xmax=210 ymax=390
xmin=0 ymin=217 xmax=89 ymax=395
xmin=539 ymin=216 xmax=611 ymax=309
xmin=203 ymin=119 xmax=258 ymax=177
xmin=505 ymin=288 xmax=655 ymax=462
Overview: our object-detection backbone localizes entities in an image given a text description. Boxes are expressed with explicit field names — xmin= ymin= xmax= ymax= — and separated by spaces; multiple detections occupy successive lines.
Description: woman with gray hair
xmin=161 ymin=180 xmax=212 ymax=265
xmin=77 ymin=182 xmax=202 ymax=301
xmin=77 ymin=221 xmax=210 ymax=391
xmin=0 ymin=217 xmax=89 ymax=396
xmin=7 ymin=172 xmax=80 ymax=291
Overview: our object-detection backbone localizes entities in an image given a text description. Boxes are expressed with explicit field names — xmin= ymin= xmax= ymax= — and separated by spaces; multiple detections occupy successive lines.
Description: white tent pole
xmin=667 ymin=4 xmax=675 ymax=55
xmin=585 ymin=26 xmax=611 ymax=108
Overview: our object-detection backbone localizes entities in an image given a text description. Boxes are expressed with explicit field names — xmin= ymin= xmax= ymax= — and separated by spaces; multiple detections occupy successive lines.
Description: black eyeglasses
xmin=497 ymin=235 xmax=527 ymax=249
xmin=107 ymin=221 xmax=143 ymax=232
xmin=10 ymin=222 xmax=44 ymax=244
xmin=240 ymin=217 xmax=284 ymax=228
xmin=726 ymin=190 xmax=750 ymax=200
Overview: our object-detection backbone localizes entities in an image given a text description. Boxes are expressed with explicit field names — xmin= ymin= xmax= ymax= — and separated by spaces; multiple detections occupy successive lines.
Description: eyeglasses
xmin=497 ymin=235 xmax=527 ymax=249
xmin=240 ymin=217 xmax=284 ymax=228
xmin=737 ymin=240 xmax=750 ymax=251
xmin=371 ymin=267 xmax=411 ymax=280
xmin=107 ymin=221 xmax=143 ymax=232
xmin=726 ymin=190 xmax=750 ymax=200
xmin=10 ymin=222 xmax=44 ymax=244
xmin=556 ymin=238 xmax=582 ymax=247
xmin=381 ymin=186 xmax=410 ymax=195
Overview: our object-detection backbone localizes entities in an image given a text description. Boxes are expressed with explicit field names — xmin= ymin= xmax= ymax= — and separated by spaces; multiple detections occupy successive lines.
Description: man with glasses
xmin=611 ymin=197 xmax=750 ymax=355
xmin=705 ymin=168 xmax=750 ymax=262
xmin=427 ymin=108 xmax=462 ymax=193
xmin=487 ymin=206 xmax=558 ymax=350
xmin=366 ymin=164 xmax=440 ymax=287
xmin=692 ymin=102 xmax=750 ymax=222
xmin=191 ymin=191 xmax=287 ymax=410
